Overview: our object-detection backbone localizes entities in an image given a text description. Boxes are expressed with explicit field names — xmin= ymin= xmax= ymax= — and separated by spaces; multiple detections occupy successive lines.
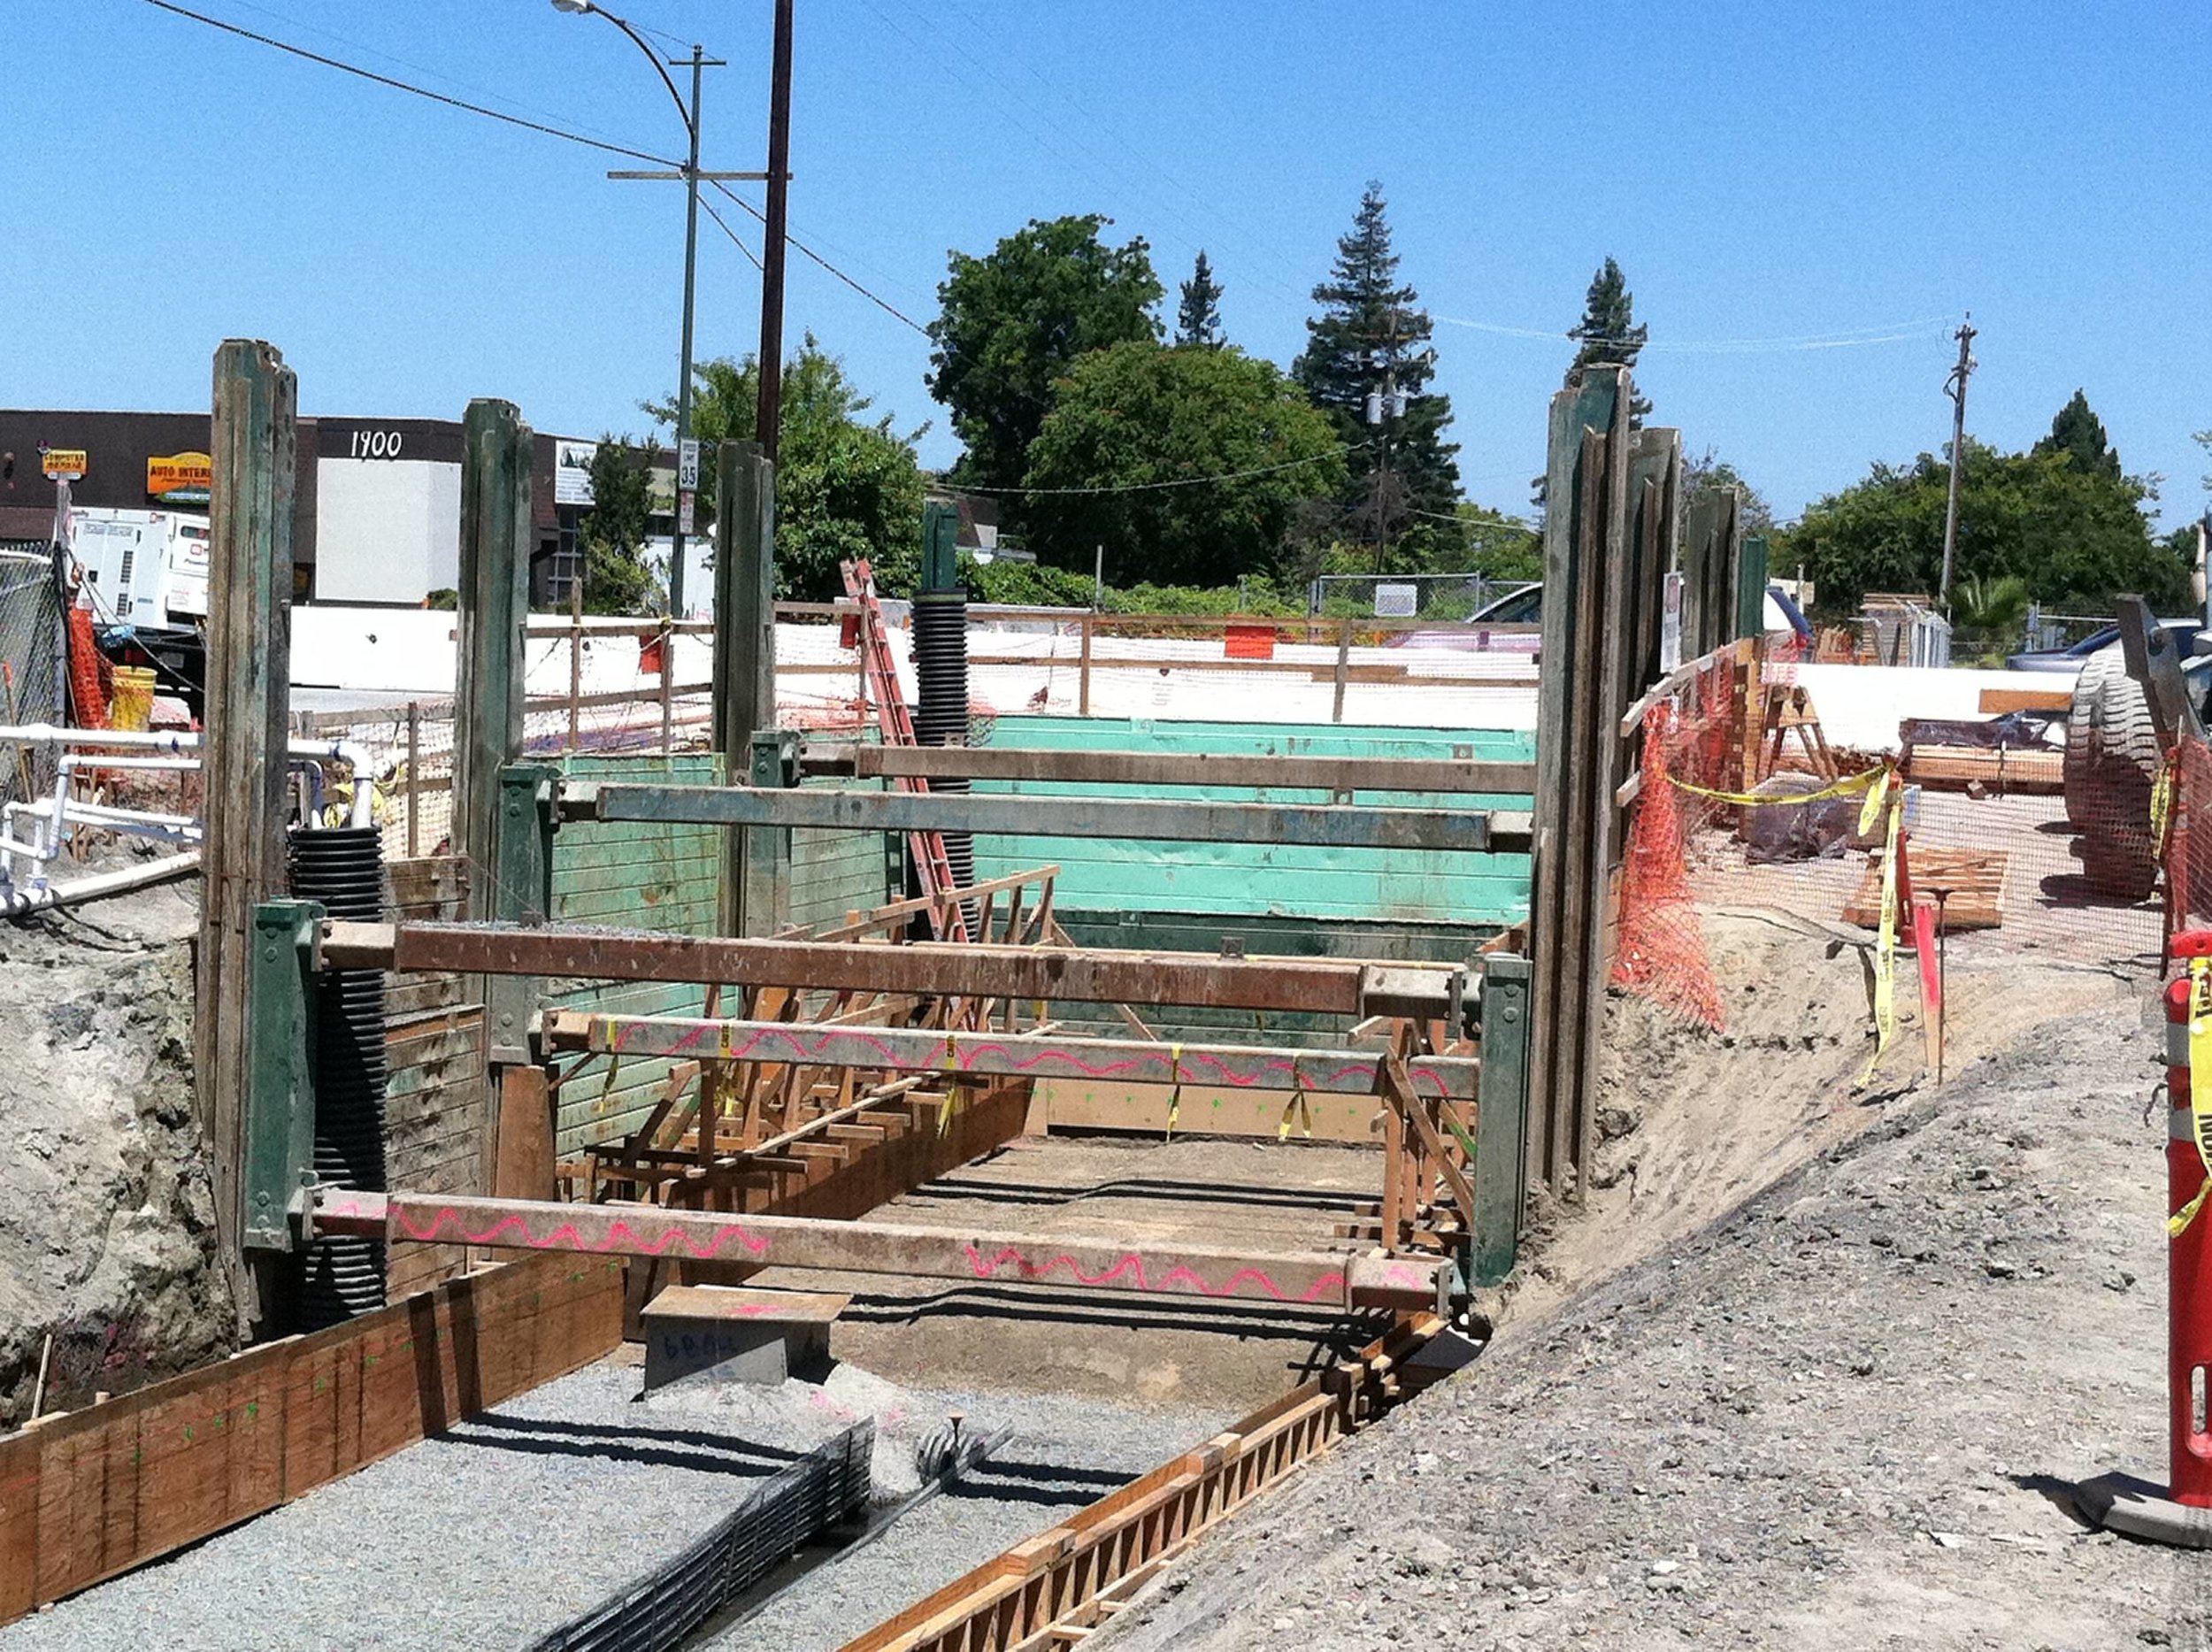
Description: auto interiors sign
xmin=147 ymin=451 xmax=212 ymax=505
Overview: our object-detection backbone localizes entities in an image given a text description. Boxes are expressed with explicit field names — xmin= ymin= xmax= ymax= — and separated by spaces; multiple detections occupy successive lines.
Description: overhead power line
xmin=1433 ymin=312 xmax=1954 ymax=353
xmin=699 ymin=196 xmax=763 ymax=272
xmin=137 ymin=0 xmax=681 ymax=166
xmin=137 ymin=1 xmax=925 ymax=341
xmin=706 ymin=181 xmax=929 ymax=334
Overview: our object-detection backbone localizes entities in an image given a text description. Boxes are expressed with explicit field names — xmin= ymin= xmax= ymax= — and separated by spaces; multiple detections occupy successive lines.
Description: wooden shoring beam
xmin=543 ymin=1010 xmax=1481 ymax=1100
xmin=314 ymin=1190 xmax=1445 ymax=1311
xmin=803 ymin=743 xmax=1538 ymax=796
xmin=561 ymin=780 xmax=1526 ymax=854
xmin=323 ymin=921 xmax=1467 ymax=1020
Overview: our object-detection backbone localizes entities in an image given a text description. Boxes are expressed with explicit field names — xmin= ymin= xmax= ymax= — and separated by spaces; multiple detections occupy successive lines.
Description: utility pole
xmin=755 ymin=0 xmax=795 ymax=463
xmin=1938 ymin=317 xmax=1977 ymax=610
xmin=670 ymin=45 xmax=706 ymax=621
xmin=1365 ymin=308 xmax=1404 ymax=578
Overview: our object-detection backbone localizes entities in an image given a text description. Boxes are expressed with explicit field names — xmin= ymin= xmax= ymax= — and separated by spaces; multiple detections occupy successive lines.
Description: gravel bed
xmin=0 ymin=1359 xmax=1222 ymax=1652
xmin=0 ymin=1361 xmax=851 ymax=1652
xmin=704 ymin=1388 xmax=1225 ymax=1652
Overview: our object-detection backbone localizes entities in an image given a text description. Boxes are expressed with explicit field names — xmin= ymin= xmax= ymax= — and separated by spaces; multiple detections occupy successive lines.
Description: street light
xmin=551 ymin=0 xmax=721 ymax=620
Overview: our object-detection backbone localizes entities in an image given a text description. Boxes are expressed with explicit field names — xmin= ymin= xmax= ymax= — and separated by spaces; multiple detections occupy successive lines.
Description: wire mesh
xmin=0 ymin=549 xmax=65 ymax=815
xmin=1615 ymin=647 xmax=2163 ymax=1036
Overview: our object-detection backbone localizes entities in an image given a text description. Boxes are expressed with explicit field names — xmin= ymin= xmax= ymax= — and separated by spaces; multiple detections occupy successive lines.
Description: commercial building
xmin=0 ymin=410 xmax=672 ymax=607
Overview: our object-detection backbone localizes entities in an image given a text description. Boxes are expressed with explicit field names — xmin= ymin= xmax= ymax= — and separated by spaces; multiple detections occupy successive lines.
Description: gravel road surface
xmin=1092 ymin=989 xmax=2212 ymax=1650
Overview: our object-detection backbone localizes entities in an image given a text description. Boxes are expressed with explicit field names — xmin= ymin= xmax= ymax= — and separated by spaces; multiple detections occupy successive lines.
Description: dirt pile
xmin=1515 ymin=907 xmax=2127 ymax=1318
xmin=0 ymin=876 xmax=235 ymax=1424
xmin=1090 ymin=955 xmax=2173 ymax=1649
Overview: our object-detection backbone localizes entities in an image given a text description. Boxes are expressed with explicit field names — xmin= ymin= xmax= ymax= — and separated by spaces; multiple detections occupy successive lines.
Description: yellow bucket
xmin=110 ymin=666 xmax=157 ymax=733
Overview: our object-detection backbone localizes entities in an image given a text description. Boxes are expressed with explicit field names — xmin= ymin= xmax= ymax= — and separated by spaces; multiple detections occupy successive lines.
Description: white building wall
xmin=313 ymin=457 xmax=461 ymax=604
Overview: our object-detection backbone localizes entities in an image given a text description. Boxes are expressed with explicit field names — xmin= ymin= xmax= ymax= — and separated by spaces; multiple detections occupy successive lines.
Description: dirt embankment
xmin=0 ymin=880 xmax=235 ymax=1424
xmin=1093 ymin=912 xmax=2167 ymax=1651
xmin=1514 ymin=907 xmax=2130 ymax=1319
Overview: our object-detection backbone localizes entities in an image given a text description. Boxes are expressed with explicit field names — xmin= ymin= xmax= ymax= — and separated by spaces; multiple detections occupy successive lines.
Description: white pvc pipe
xmin=0 ymin=726 xmax=380 ymax=830
xmin=0 ymin=849 xmax=201 ymax=918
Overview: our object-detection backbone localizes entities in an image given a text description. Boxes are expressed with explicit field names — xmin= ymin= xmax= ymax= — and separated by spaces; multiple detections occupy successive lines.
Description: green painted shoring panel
xmin=972 ymin=714 xmax=1533 ymax=927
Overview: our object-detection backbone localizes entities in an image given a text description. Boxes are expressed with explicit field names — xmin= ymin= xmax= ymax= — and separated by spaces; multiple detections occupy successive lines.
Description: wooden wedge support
xmin=839 ymin=1315 xmax=1444 ymax=1652
xmin=315 ymin=1190 xmax=1445 ymax=1312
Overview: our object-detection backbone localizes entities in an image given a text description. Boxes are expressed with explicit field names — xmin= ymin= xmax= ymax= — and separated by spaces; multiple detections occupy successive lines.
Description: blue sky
xmin=7 ymin=1 xmax=2208 ymax=527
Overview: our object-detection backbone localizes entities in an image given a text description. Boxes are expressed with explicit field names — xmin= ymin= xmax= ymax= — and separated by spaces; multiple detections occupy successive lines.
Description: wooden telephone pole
xmin=1939 ymin=318 xmax=1978 ymax=609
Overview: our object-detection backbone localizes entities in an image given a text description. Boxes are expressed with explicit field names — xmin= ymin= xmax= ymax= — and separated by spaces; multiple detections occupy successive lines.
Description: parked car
xmin=1384 ymin=581 xmax=1810 ymax=651
xmin=2009 ymin=619 xmax=2204 ymax=672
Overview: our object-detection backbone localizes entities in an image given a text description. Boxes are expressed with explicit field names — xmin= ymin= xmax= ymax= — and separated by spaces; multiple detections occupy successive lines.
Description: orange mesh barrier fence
xmin=1612 ymin=703 xmax=1724 ymax=1028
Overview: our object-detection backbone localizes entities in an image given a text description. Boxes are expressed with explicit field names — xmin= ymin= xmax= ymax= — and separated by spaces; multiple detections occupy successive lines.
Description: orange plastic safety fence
xmin=65 ymin=603 xmax=109 ymax=730
xmin=1612 ymin=702 xmax=1725 ymax=1030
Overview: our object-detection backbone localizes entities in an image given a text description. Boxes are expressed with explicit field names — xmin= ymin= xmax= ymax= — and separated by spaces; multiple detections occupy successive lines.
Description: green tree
xmin=1020 ymin=340 xmax=1346 ymax=587
xmin=580 ymin=436 xmax=660 ymax=615
xmin=1175 ymin=250 xmax=1225 ymax=349
xmin=1565 ymin=257 xmax=1652 ymax=421
xmin=1293 ymin=182 xmax=1461 ymax=558
xmin=1682 ymin=448 xmax=1775 ymax=534
xmin=2033 ymin=388 xmax=2122 ymax=480
xmin=926 ymin=215 xmax=1164 ymax=495
xmin=1778 ymin=438 xmax=2188 ymax=616
xmin=648 ymin=335 xmax=930 ymax=601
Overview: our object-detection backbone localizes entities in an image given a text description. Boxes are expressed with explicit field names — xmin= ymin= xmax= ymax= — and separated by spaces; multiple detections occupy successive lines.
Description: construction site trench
xmin=2 ymin=891 xmax=2144 ymax=1652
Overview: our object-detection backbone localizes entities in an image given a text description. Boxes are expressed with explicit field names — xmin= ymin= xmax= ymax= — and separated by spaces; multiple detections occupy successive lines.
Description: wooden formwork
xmin=841 ymin=1314 xmax=1444 ymax=1652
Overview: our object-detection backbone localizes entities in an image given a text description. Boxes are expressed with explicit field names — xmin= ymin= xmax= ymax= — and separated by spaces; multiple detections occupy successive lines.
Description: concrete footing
xmin=641 ymin=1285 xmax=850 ymax=1390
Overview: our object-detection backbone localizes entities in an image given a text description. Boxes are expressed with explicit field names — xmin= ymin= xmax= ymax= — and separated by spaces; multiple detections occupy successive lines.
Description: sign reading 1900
xmin=313 ymin=420 xmax=464 ymax=466
xmin=346 ymin=428 xmax=403 ymax=459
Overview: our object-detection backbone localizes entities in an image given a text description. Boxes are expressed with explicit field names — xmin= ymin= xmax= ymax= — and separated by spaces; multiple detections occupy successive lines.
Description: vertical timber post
xmin=199 ymin=337 xmax=297 ymax=1333
xmin=1737 ymin=531 xmax=1770 ymax=641
xmin=1472 ymin=953 xmax=1532 ymax=1285
xmin=454 ymin=399 xmax=535 ymax=1208
xmin=454 ymin=399 xmax=533 ymax=918
xmin=714 ymin=439 xmax=779 ymax=936
xmin=1526 ymin=364 xmax=1632 ymax=1202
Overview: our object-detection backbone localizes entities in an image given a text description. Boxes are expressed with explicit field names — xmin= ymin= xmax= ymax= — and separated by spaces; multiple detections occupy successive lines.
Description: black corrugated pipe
xmin=911 ymin=502 xmax=979 ymax=934
xmin=287 ymin=825 xmax=389 ymax=1330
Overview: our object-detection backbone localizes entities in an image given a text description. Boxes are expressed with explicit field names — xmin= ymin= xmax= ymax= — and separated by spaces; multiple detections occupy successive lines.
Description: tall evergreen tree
xmin=1175 ymin=250 xmax=1225 ymax=348
xmin=1564 ymin=257 xmax=1652 ymax=421
xmin=2033 ymin=388 xmax=2123 ymax=480
xmin=1293 ymin=183 xmax=1460 ymax=557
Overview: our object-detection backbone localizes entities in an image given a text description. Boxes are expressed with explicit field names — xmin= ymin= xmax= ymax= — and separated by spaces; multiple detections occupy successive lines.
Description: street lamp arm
xmin=569 ymin=2 xmax=694 ymax=137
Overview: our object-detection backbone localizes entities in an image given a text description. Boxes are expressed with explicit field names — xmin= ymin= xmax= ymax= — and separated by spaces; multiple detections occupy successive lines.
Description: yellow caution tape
xmin=1279 ymin=1075 xmax=1313 ymax=1141
xmin=1164 ymin=1044 xmax=1182 ymax=1141
xmin=2154 ymin=753 xmax=2177 ymax=861
xmin=2171 ymin=959 xmax=2212 ymax=1237
xmin=1856 ymin=783 xmax=1902 ymax=1088
xmin=938 ymin=1036 xmax=960 ymax=1136
xmin=1667 ymin=764 xmax=1889 ymax=809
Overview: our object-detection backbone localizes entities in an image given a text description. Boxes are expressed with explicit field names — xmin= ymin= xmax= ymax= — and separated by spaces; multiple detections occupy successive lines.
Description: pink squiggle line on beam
xmin=371 ymin=1203 xmax=773 ymax=1262
xmin=962 ymin=1244 xmax=1344 ymax=1304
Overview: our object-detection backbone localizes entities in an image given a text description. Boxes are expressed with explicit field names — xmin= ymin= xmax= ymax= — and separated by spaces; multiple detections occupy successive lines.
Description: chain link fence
xmin=1308 ymin=572 xmax=1538 ymax=622
xmin=0 ymin=547 xmax=65 ymax=815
